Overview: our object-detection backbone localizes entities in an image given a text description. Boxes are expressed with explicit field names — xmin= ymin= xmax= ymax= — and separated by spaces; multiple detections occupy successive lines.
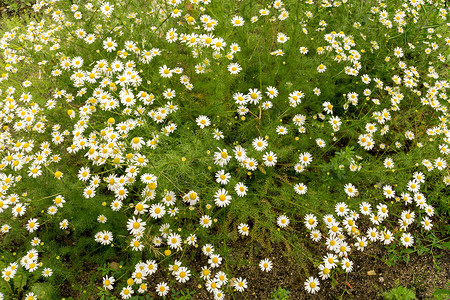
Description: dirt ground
xmin=178 ymin=246 xmax=450 ymax=300
xmin=240 ymin=246 xmax=449 ymax=300
xmin=146 ymin=237 xmax=446 ymax=300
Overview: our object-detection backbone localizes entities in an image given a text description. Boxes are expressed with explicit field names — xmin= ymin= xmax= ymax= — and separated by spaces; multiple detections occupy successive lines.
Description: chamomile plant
xmin=0 ymin=0 xmax=448 ymax=298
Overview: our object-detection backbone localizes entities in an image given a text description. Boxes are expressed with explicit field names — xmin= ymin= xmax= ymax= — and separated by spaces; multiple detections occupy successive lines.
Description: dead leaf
xmin=110 ymin=262 xmax=120 ymax=270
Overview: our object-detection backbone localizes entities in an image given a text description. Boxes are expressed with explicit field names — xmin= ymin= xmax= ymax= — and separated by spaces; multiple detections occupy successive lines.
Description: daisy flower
xmin=262 ymin=101 xmax=273 ymax=110
xmin=377 ymin=203 xmax=389 ymax=218
xmin=304 ymin=214 xmax=318 ymax=230
xmin=183 ymin=191 xmax=199 ymax=206
xmin=231 ymin=16 xmax=244 ymax=26
xmin=335 ymin=202 xmax=348 ymax=217
xmin=24 ymin=293 xmax=37 ymax=300
xmin=159 ymin=65 xmax=173 ymax=78
xmin=233 ymin=145 xmax=247 ymax=162
xmin=407 ymin=180 xmax=420 ymax=193
xmin=103 ymin=275 xmax=115 ymax=290
xmin=401 ymin=210 xmax=415 ymax=225
xmin=288 ymin=90 xmax=304 ymax=107
xmin=215 ymin=271 xmax=228 ymax=285
xmin=263 ymin=151 xmax=277 ymax=167
xmin=228 ymin=63 xmax=242 ymax=74
xmin=208 ymin=254 xmax=222 ymax=268
xmin=298 ymin=152 xmax=313 ymax=166
xmin=244 ymin=158 xmax=258 ymax=171
xmin=310 ymin=230 xmax=322 ymax=242
xmin=383 ymin=157 xmax=394 ymax=169
xmin=155 ymin=282 xmax=169 ymax=296
xmin=359 ymin=202 xmax=372 ymax=215
xmin=323 ymin=214 xmax=336 ymax=226
xmin=26 ymin=218 xmax=39 ymax=233
xmin=238 ymin=223 xmax=250 ymax=236
xmin=252 ymin=137 xmax=268 ymax=151
xmin=381 ymin=230 xmax=394 ymax=245
xmin=202 ymin=244 xmax=215 ymax=256
xmin=414 ymin=193 xmax=427 ymax=209
xmin=293 ymin=163 xmax=306 ymax=173
xmin=233 ymin=277 xmax=247 ymax=292
xmin=292 ymin=114 xmax=306 ymax=126
xmin=277 ymin=215 xmax=290 ymax=228
xmin=271 ymin=31 xmax=285 ymax=44
xmin=42 ymin=268 xmax=52 ymax=277
xmin=162 ymin=191 xmax=176 ymax=206
xmin=233 ymin=92 xmax=248 ymax=105
xmin=111 ymin=200 xmax=123 ymax=211
xmin=304 ymin=277 xmax=320 ymax=294
xmin=215 ymin=170 xmax=231 ymax=185
xmin=400 ymin=232 xmax=414 ymax=247
xmin=130 ymin=137 xmax=145 ymax=150
xmin=317 ymin=64 xmax=327 ymax=73
xmin=344 ymin=183 xmax=358 ymax=197
xmin=127 ymin=217 xmax=145 ymax=235
xmin=325 ymin=235 xmax=340 ymax=252
xmin=214 ymin=148 xmax=231 ymax=167
xmin=266 ymin=86 xmax=279 ymax=98
xmin=169 ymin=260 xmax=182 ymax=275
xmin=424 ymin=204 xmax=434 ymax=217
xmin=175 ymin=267 xmax=191 ymax=283
xmin=196 ymin=115 xmax=211 ymax=128
xmin=100 ymin=2 xmax=114 ymax=16
xmin=163 ymin=89 xmax=176 ymax=99
xmin=336 ymin=241 xmax=351 ymax=257
xmin=413 ymin=172 xmax=425 ymax=183
xmin=206 ymin=278 xmax=221 ymax=292
xmin=77 ymin=167 xmax=91 ymax=182
xmin=247 ymin=88 xmax=262 ymax=105
xmin=259 ymin=259 xmax=273 ymax=272
xmin=31 ymin=237 xmax=41 ymax=247
xmin=145 ymin=260 xmax=158 ymax=275
xmin=150 ymin=204 xmax=166 ymax=219
xmin=213 ymin=129 xmax=224 ymax=140
xmin=215 ymin=290 xmax=225 ymax=300
xmin=393 ymin=47 xmax=403 ymax=58
xmin=99 ymin=231 xmax=113 ymax=245
xmin=59 ymin=219 xmax=69 ymax=230
xmin=435 ymin=157 xmax=447 ymax=170
xmin=131 ymin=238 xmax=145 ymax=253
xmin=200 ymin=215 xmax=213 ymax=228
xmin=235 ymin=182 xmax=248 ymax=197
xmin=421 ymin=217 xmax=433 ymax=230
xmin=294 ymin=183 xmax=308 ymax=195
xmin=383 ymin=185 xmax=396 ymax=199
xmin=237 ymin=106 xmax=248 ymax=115
xmin=134 ymin=202 xmax=149 ymax=215
xmin=167 ymin=233 xmax=182 ymax=249
xmin=369 ymin=213 xmax=383 ymax=226
xmin=230 ymin=43 xmax=241 ymax=53
xmin=401 ymin=192 xmax=412 ymax=205
xmin=276 ymin=126 xmax=288 ymax=135
xmin=318 ymin=264 xmax=331 ymax=280
xmin=356 ymin=236 xmax=368 ymax=251
xmin=341 ymin=258 xmax=353 ymax=272
xmin=200 ymin=266 xmax=211 ymax=280
xmin=214 ymin=189 xmax=232 ymax=207
xmin=316 ymin=138 xmax=326 ymax=148
xmin=103 ymin=37 xmax=117 ymax=52
xmin=12 ymin=203 xmax=26 ymax=217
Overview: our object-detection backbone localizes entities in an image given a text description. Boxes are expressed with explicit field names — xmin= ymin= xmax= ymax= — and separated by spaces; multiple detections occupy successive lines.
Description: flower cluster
xmin=0 ymin=0 xmax=448 ymax=298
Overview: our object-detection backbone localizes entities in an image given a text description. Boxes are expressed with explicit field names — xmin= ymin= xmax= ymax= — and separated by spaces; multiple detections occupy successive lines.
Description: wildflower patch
xmin=0 ymin=0 xmax=449 ymax=298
